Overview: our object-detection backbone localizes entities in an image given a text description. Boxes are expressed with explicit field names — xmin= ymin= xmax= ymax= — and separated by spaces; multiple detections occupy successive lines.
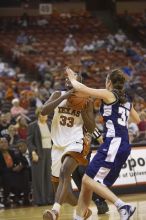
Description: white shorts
xmin=51 ymin=143 xmax=83 ymax=178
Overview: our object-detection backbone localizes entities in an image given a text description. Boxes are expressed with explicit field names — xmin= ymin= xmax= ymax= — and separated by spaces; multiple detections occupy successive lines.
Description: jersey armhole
xmin=102 ymin=91 xmax=118 ymax=106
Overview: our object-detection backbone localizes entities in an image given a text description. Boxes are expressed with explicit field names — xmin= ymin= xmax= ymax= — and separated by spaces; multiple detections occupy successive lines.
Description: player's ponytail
xmin=108 ymin=69 xmax=126 ymax=104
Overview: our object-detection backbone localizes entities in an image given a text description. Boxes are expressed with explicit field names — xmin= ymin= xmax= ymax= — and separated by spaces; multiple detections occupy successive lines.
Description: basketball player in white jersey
xmin=42 ymin=73 xmax=95 ymax=220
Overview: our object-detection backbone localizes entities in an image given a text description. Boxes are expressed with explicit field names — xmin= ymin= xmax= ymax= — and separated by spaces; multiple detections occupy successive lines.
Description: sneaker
xmin=43 ymin=209 xmax=59 ymax=220
xmin=84 ymin=208 xmax=92 ymax=219
xmin=118 ymin=204 xmax=136 ymax=220
xmin=95 ymin=199 xmax=109 ymax=214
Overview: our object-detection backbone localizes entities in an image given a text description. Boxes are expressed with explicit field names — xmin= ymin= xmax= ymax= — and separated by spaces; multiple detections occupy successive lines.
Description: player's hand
xmin=66 ymin=67 xmax=77 ymax=81
xmin=62 ymin=88 xmax=74 ymax=99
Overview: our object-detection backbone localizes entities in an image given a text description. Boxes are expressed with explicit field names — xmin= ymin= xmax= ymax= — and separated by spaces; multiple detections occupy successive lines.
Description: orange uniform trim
xmin=51 ymin=175 xmax=59 ymax=183
xmin=61 ymin=151 xmax=88 ymax=166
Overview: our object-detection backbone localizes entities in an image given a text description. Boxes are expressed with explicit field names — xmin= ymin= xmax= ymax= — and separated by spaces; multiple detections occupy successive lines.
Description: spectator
xmin=16 ymin=31 xmax=28 ymax=45
xmin=37 ymin=16 xmax=48 ymax=27
xmin=19 ymin=91 xmax=29 ymax=109
xmin=0 ymin=59 xmax=5 ymax=75
xmin=28 ymin=35 xmax=37 ymax=44
xmin=91 ymin=35 xmax=105 ymax=50
xmin=16 ymin=139 xmax=31 ymax=170
xmin=63 ymin=34 xmax=77 ymax=53
xmin=36 ymin=58 xmax=49 ymax=81
xmin=20 ymin=43 xmax=38 ymax=55
xmin=10 ymin=98 xmax=28 ymax=118
xmin=0 ymin=113 xmax=11 ymax=138
xmin=16 ymin=139 xmax=31 ymax=205
xmin=114 ymin=29 xmax=127 ymax=43
xmin=39 ymin=81 xmax=52 ymax=101
xmin=138 ymin=111 xmax=146 ymax=133
xmin=82 ymin=40 xmax=95 ymax=52
xmin=0 ymin=138 xmax=30 ymax=207
xmin=15 ymin=115 xmax=28 ymax=140
xmin=12 ymin=44 xmax=24 ymax=62
xmin=7 ymin=125 xmax=19 ymax=148
xmin=128 ymin=119 xmax=139 ymax=143
xmin=27 ymin=108 xmax=54 ymax=206
xmin=18 ymin=13 xmax=29 ymax=28
xmin=1 ymin=63 xmax=15 ymax=77
xmin=27 ymin=98 xmax=37 ymax=122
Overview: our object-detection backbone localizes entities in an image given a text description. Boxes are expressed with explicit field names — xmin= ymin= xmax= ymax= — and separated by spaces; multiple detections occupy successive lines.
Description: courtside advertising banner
xmin=72 ymin=146 xmax=146 ymax=189
xmin=114 ymin=147 xmax=146 ymax=186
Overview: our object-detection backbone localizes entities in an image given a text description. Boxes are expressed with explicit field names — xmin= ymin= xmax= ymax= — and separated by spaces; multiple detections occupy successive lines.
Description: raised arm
xmin=66 ymin=67 xmax=115 ymax=103
xmin=41 ymin=89 xmax=74 ymax=116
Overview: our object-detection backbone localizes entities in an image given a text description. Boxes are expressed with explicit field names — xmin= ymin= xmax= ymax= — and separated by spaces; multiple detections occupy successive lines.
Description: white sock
xmin=74 ymin=215 xmax=84 ymax=220
xmin=114 ymin=199 xmax=126 ymax=209
xmin=52 ymin=203 xmax=61 ymax=213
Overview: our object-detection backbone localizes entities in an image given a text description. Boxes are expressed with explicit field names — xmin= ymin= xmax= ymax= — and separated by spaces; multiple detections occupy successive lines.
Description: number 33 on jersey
xmin=51 ymin=97 xmax=84 ymax=147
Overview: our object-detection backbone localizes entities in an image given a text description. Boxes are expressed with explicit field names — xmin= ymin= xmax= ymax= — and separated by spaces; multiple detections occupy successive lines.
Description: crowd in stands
xmin=0 ymin=11 xmax=146 ymax=208
xmin=119 ymin=9 xmax=146 ymax=43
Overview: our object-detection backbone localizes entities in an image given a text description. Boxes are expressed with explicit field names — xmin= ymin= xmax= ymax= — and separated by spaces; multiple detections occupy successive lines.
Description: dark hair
xmin=108 ymin=69 xmax=126 ymax=104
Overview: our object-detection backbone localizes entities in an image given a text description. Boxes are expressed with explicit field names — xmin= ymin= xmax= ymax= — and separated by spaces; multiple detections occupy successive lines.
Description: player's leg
xmin=92 ymin=193 xmax=109 ymax=214
xmin=75 ymin=178 xmax=93 ymax=220
xmin=43 ymin=155 xmax=78 ymax=220
xmin=55 ymin=156 xmax=78 ymax=205
xmin=72 ymin=164 xmax=109 ymax=214
xmin=43 ymin=147 xmax=63 ymax=220
xmin=51 ymin=176 xmax=59 ymax=194
xmin=75 ymin=138 xmax=136 ymax=220
xmin=72 ymin=166 xmax=82 ymax=191
xmin=65 ymin=177 xmax=78 ymax=206
xmin=75 ymin=174 xmax=136 ymax=220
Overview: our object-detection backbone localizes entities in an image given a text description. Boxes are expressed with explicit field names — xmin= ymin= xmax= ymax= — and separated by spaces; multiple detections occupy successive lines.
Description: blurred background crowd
xmin=0 ymin=0 xmax=146 ymax=210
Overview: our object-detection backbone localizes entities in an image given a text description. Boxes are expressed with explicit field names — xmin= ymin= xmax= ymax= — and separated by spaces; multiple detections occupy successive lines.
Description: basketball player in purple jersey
xmin=66 ymin=67 xmax=140 ymax=220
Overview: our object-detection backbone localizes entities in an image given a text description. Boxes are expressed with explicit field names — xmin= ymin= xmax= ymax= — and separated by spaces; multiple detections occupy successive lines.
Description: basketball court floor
xmin=0 ymin=193 xmax=145 ymax=220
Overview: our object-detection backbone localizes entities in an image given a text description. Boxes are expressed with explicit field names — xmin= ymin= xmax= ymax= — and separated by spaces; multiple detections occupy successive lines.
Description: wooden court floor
xmin=0 ymin=193 xmax=146 ymax=220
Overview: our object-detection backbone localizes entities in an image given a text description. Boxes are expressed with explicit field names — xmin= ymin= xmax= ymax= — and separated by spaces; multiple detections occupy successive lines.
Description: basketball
xmin=67 ymin=92 xmax=89 ymax=111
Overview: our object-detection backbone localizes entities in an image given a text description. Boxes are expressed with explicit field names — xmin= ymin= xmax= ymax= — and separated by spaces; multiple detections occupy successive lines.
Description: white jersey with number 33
xmin=51 ymin=96 xmax=84 ymax=148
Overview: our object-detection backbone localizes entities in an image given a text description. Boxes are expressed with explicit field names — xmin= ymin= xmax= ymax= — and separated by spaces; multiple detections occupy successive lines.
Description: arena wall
xmin=116 ymin=1 xmax=146 ymax=14
xmin=0 ymin=2 xmax=85 ymax=16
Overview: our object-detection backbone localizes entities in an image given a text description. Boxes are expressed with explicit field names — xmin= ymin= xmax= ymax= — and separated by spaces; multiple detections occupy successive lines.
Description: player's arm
xmin=81 ymin=99 xmax=95 ymax=133
xmin=66 ymin=67 xmax=115 ymax=103
xmin=41 ymin=89 xmax=74 ymax=115
xmin=130 ymin=105 xmax=141 ymax=124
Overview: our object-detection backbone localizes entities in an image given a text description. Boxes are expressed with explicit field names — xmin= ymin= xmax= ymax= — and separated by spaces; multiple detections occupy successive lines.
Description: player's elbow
xmin=41 ymin=106 xmax=48 ymax=116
